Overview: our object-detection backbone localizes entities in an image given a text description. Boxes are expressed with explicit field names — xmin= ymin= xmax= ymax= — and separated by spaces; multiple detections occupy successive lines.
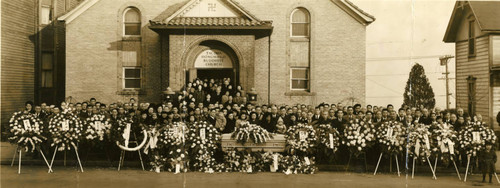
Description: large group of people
xmin=11 ymin=77 xmax=498 ymax=178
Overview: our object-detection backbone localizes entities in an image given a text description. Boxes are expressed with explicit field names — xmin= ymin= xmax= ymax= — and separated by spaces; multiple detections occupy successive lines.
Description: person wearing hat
xmin=480 ymin=142 xmax=497 ymax=183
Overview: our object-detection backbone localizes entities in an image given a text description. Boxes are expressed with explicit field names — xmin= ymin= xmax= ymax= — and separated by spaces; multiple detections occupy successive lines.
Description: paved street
xmin=1 ymin=165 xmax=498 ymax=188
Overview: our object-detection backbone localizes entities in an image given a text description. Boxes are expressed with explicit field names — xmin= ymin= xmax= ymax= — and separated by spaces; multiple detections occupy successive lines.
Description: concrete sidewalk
xmin=1 ymin=165 xmax=498 ymax=188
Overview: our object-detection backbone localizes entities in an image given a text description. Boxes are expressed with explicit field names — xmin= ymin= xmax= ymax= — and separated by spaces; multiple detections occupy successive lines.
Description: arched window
xmin=124 ymin=8 xmax=141 ymax=36
xmin=291 ymin=8 xmax=310 ymax=37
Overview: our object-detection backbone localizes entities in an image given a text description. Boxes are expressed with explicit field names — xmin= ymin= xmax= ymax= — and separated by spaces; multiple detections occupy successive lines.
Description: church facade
xmin=53 ymin=0 xmax=373 ymax=105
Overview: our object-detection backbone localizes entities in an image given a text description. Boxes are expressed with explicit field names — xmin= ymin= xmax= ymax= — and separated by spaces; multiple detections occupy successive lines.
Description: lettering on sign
xmin=195 ymin=49 xmax=233 ymax=69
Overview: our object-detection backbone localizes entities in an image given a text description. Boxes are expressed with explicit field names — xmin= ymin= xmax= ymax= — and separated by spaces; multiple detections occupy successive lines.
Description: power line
xmin=367 ymin=55 xmax=448 ymax=61
xmin=366 ymin=78 xmax=403 ymax=96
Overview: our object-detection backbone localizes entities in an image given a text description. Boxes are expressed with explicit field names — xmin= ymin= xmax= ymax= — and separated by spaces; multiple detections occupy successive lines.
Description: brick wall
xmin=64 ymin=0 xmax=368 ymax=106
xmin=1 ymin=0 xmax=37 ymax=131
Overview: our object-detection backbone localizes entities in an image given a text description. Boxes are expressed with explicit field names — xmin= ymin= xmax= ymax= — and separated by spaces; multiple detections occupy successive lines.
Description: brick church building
xmin=2 ymin=0 xmax=374 ymax=125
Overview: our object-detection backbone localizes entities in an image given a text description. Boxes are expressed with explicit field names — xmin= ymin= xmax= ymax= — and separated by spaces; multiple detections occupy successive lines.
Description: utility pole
xmin=439 ymin=55 xmax=454 ymax=110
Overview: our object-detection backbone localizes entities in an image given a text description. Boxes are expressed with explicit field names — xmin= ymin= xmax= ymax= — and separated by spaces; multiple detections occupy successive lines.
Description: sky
xmin=350 ymin=0 xmax=457 ymax=109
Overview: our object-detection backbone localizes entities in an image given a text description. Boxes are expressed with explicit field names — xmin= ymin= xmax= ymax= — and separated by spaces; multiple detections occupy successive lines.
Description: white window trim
xmin=290 ymin=67 xmax=310 ymax=91
xmin=290 ymin=8 xmax=310 ymax=38
xmin=123 ymin=7 xmax=141 ymax=37
xmin=123 ymin=67 xmax=142 ymax=89
xmin=41 ymin=5 xmax=52 ymax=25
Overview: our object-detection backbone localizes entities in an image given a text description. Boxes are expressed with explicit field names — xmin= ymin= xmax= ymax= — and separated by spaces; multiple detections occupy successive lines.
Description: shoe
xmin=482 ymin=180 xmax=486 ymax=183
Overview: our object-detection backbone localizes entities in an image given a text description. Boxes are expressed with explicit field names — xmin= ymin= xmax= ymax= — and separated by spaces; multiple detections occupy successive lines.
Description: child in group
xmin=480 ymin=142 xmax=497 ymax=183
xmin=276 ymin=117 xmax=287 ymax=134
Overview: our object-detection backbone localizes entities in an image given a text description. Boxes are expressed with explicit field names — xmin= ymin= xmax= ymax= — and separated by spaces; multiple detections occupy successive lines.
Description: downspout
xmin=268 ymin=34 xmax=271 ymax=105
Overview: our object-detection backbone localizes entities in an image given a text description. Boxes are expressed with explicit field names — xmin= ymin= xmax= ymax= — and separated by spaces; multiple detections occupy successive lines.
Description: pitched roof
xmin=58 ymin=0 xmax=100 ymax=24
xmin=468 ymin=1 xmax=500 ymax=31
xmin=153 ymin=17 xmax=272 ymax=27
xmin=443 ymin=1 xmax=500 ymax=42
xmin=332 ymin=0 xmax=375 ymax=25
xmin=149 ymin=0 xmax=272 ymax=29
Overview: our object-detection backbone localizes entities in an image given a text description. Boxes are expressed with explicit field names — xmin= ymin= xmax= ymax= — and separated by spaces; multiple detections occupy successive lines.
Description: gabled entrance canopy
xmin=149 ymin=0 xmax=273 ymax=30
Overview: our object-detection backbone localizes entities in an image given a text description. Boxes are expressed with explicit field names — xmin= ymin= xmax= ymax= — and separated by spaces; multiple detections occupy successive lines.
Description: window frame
xmin=467 ymin=76 xmax=477 ymax=116
xmin=290 ymin=8 xmax=311 ymax=38
xmin=123 ymin=7 xmax=141 ymax=37
xmin=41 ymin=5 xmax=52 ymax=25
xmin=41 ymin=52 xmax=54 ymax=88
xmin=123 ymin=67 xmax=142 ymax=89
xmin=468 ymin=20 xmax=476 ymax=57
xmin=290 ymin=67 xmax=310 ymax=91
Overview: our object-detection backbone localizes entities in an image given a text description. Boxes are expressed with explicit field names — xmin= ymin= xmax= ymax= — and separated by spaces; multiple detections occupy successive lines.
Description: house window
xmin=124 ymin=8 xmax=141 ymax=36
xmin=41 ymin=5 xmax=52 ymax=25
xmin=123 ymin=67 xmax=141 ymax=89
xmin=291 ymin=68 xmax=309 ymax=90
xmin=41 ymin=53 xmax=53 ymax=88
xmin=468 ymin=20 xmax=476 ymax=57
xmin=467 ymin=76 xmax=476 ymax=116
xmin=291 ymin=8 xmax=310 ymax=37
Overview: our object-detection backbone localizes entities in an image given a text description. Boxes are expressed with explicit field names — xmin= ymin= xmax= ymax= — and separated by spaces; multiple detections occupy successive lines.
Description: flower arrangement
xmin=258 ymin=151 xmax=283 ymax=172
xmin=84 ymin=114 xmax=111 ymax=141
xmin=48 ymin=112 xmax=83 ymax=151
xmin=316 ymin=124 xmax=341 ymax=153
xmin=376 ymin=121 xmax=407 ymax=156
xmin=458 ymin=121 xmax=497 ymax=157
xmin=432 ymin=123 xmax=458 ymax=165
xmin=8 ymin=112 xmax=46 ymax=152
xmin=223 ymin=148 xmax=243 ymax=172
xmin=279 ymin=155 xmax=317 ymax=174
xmin=157 ymin=122 xmax=189 ymax=173
xmin=150 ymin=154 xmax=168 ymax=173
xmin=342 ymin=120 xmax=376 ymax=156
xmin=285 ymin=123 xmax=317 ymax=156
xmin=407 ymin=124 xmax=432 ymax=162
xmin=231 ymin=122 xmax=273 ymax=145
xmin=186 ymin=121 xmax=221 ymax=173
xmin=166 ymin=148 xmax=189 ymax=173
xmin=110 ymin=117 xmax=135 ymax=144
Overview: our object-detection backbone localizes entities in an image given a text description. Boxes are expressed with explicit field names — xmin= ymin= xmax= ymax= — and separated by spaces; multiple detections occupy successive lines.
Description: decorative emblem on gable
xmin=180 ymin=0 xmax=242 ymax=18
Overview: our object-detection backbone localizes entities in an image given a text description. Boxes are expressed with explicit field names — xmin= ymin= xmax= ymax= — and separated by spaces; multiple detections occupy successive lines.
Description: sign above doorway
xmin=195 ymin=49 xmax=233 ymax=69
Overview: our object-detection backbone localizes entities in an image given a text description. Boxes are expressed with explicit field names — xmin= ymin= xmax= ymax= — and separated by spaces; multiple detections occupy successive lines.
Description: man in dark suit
xmin=332 ymin=110 xmax=347 ymax=135
xmin=403 ymin=114 xmax=414 ymax=128
xmin=343 ymin=106 xmax=355 ymax=122
xmin=396 ymin=108 xmax=406 ymax=122
xmin=316 ymin=111 xmax=332 ymax=126
xmin=33 ymin=105 xmax=46 ymax=120
xmin=311 ymin=108 xmax=321 ymax=123
xmin=373 ymin=111 xmax=382 ymax=123
xmin=206 ymin=109 xmax=217 ymax=125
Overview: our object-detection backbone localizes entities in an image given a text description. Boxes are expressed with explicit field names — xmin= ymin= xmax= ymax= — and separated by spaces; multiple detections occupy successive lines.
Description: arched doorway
xmin=186 ymin=40 xmax=239 ymax=86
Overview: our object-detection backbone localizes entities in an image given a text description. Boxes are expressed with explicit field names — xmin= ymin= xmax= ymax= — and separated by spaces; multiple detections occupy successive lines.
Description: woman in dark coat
xmin=248 ymin=112 xmax=260 ymax=125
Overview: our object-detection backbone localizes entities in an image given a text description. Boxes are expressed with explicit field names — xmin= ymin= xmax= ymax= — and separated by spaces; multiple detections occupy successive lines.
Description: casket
xmin=221 ymin=133 xmax=286 ymax=152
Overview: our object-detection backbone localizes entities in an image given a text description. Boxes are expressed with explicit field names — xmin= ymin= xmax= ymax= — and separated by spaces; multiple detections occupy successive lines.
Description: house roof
xmin=149 ymin=0 xmax=273 ymax=30
xmin=443 ymin=1 xmax=500 ymax=42
xmin=153 ymin=17 xmax=272 ymax=27
xmin=57 ymin=0 xmax=374 ymax=28
xmin=150 ymin=0 xmax=374 ymax=29
xmin=332 ymin=0 xmax=375 ymax=25
xmin=57 ymin=0 xmax=100 ymax=24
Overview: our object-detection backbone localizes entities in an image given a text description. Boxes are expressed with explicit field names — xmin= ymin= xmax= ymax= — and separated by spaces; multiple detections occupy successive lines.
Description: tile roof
xmin=150 ymin=17 xmax=272 ymax=27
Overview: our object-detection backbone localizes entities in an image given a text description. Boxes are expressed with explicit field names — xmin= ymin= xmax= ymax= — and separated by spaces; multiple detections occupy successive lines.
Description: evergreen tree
xmin=403 ymin=63 xmax=436 ymax=109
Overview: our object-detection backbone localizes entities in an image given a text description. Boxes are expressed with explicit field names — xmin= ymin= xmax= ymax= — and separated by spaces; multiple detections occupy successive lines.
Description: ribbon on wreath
xmin=446 ymin=138 xmax=455 ymax=155
xmin=415 ymin=141 xmax=421 ymax=157
xmin=122 ymin=123 xmax=131 ymax=147
xmin=144 ymin=128 xmax=159 ymax=155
